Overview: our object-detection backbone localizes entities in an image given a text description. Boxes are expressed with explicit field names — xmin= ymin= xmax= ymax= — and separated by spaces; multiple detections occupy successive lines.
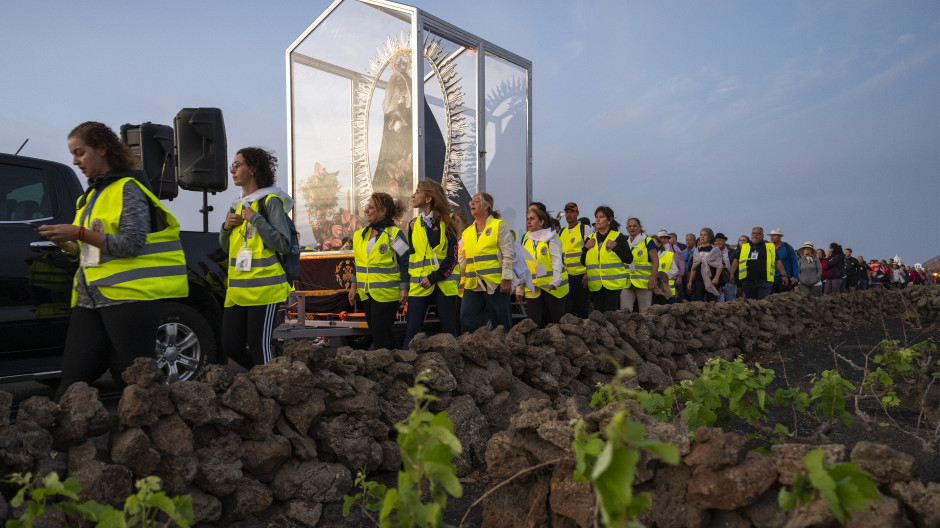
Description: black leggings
xmin=221 ymin=303 xmax=279 ymax=369
xmin=56 ymin=300 xmax=163 ymax=401
xmin=363 ymin=298 xmax=400 ymax=350
xmin=591 ymin=287 xmax=621 ymax=312
xmin=526 ymin=292 xmax=567 ymax=327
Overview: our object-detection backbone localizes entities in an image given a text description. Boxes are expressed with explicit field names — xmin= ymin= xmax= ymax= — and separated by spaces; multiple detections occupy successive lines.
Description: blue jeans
xmin=858 ymin=279 xmax=869 ymax=291
xmin=403 ymin=286 xmax=458 ymax=349
xmin=461 ymin=288 xmax=512 ymax=333
xmin=741 ymin=281 xmax=772 ymax=300
xmin=721 ymin=282 xmax=737 ymax=302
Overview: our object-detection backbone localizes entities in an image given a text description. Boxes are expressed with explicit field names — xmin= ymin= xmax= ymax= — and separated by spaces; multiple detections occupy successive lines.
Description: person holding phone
xmin=39 ymin=121 xmax=188 ymax=400
xmin=349 ymin=192 xmax=409 ymax=349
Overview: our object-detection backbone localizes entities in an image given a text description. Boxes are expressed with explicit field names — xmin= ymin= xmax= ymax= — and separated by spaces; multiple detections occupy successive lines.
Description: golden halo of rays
xmin=352 ymin=32 xmax=468 ymax=211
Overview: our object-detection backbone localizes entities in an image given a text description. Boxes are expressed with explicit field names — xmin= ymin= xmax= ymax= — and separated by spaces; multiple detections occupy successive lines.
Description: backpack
xmin=256 ymin=196 xmax=301 ymax=284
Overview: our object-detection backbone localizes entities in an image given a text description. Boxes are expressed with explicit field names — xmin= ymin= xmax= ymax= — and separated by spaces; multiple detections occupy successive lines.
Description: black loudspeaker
xmin=174 ymin=107 xmax=227 ymax=192
xmin=120 ymin=122 xmax=178 ymax=200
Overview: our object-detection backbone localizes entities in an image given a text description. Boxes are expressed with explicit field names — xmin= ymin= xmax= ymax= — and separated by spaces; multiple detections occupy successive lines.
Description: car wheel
xmin=153 ymin=302 xmax=216 ymax=383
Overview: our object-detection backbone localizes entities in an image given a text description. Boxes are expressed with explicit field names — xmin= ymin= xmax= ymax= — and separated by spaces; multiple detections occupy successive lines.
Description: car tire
xmin=150 ymin=301 xmax=217 ymax=383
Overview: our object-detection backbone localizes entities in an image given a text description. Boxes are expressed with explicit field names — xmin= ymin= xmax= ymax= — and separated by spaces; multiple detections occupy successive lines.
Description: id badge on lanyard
xmin=235 ymin=212 xmax=254 ymax=271
xmin=79 ymin=191 xmax=104 ymax=267
xmin=80 ymin=218 xmax=104 ymax=267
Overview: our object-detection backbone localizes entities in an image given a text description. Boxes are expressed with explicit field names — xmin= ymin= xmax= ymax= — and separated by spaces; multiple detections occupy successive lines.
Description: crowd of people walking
xmin=345 ymin=187 xmax=936 ymax=350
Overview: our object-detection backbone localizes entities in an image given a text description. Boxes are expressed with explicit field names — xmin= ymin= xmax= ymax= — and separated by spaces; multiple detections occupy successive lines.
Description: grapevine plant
xmin=344 ymin=369 xmax=463 ymax=528
xmin=3 ymin=472 xmax=193 ymax=528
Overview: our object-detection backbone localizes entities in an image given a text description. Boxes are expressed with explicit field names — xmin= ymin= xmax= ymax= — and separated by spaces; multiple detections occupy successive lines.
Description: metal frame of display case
xmin=284 ymin=0 xmax=533 ymax=214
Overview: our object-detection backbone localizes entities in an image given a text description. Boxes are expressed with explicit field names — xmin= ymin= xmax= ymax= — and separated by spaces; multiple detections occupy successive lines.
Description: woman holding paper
xmin=348 ymin=192 xmax=409 ymax=349
xmin=519 ymin=208 xmax=568 ymax=327
xmin=581 ymin=206 xmax=633 ymax=312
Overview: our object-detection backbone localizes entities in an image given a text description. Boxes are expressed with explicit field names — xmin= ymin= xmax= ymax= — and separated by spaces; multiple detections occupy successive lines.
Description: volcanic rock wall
xmin=0 ymin=286 xmax=936 ymax=526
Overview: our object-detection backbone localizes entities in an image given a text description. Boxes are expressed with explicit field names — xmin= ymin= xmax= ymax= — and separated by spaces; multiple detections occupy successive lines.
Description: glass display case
xmin=287 ymin=0 xmax=532 ymax=249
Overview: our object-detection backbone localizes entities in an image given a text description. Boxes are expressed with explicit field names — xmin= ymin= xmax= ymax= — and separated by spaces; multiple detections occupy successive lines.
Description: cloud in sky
xmin=0 ymin=0 xmax=937 ymax=263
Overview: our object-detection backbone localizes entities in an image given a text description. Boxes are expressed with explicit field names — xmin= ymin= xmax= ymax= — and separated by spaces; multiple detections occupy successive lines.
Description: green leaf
xmin=96 ymin=508 xmax=129 ymax=528
xmin=591 ymin=443 xmax=615 ymax=480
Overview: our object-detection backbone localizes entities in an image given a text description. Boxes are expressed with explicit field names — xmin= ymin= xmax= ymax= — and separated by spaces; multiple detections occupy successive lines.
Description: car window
xmin=0 ymin=163 xmax=52 ymax=222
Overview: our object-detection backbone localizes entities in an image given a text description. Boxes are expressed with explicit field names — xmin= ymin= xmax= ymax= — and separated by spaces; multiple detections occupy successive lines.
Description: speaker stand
xmin=199 ymin=190 xmax=214 ymax=232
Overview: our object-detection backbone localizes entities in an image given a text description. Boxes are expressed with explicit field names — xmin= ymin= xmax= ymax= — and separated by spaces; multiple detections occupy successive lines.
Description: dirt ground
xmin=753 ymin=317 xmax=940 ymax=478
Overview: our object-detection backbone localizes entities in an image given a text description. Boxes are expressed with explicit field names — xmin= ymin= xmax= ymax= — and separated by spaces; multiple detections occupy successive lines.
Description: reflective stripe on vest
xmin=659 ymin=251 xmax=676 ymax=296
xmin=560 ymin=224 xmax=586 ymax=275
xmin=584 ymin=231 xmax=627 ymax=292
xmin=461 ymin=218 xmax=506 ymax=290
xmin=409 ymin=217 xmax=457 ymax=297
xmin=353 ymin=226 xmax=405 ymax=303
xmin=738 ymin=242 xmax=776 ymax=282
xmin=523 ymin=237 xmax=570 ymax=299
xmin=224 ymin=196 xmax=291 ymax=307
xmin=72 ymin=177 xmax=188 ymax=307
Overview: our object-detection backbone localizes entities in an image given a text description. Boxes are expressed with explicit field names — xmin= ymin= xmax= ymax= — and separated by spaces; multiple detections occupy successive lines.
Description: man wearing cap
xmin=769 ymin=228 xmax=799 ymax=294
xmin=730 ymin=227 xmax=788 ymax=300
xmin=654 ymin=231 xmax=681 ymax=303
xmin=560 ymin=202 xmax=590 ymax=318
xmin=714 ymin=233 xmax=736 ymax=301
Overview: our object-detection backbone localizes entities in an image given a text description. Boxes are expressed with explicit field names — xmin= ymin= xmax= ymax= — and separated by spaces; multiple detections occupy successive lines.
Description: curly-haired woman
xmin=220 ymin=147 xmax=293 ymax=367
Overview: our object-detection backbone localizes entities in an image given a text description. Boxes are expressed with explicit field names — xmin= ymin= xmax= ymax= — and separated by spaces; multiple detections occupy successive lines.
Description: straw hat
xmin=799 ymin=241 xmax=814 ymax=252
xmin=649 ymin=271 xmax=672 ymax=297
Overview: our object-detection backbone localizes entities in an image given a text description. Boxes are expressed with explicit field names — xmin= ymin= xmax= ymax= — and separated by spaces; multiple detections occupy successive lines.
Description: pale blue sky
xmin=2 ymin=0 xmax=938 ymax=263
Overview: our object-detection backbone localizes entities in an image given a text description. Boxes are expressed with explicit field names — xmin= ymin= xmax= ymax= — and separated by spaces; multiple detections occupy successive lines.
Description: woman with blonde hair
xmin=460 ymin=192 xmax=515 ymax=333
xmin=349 ymin=192 xmax=409 ymax=349
xmin=403 ymin=180 xmax=463 ymax=349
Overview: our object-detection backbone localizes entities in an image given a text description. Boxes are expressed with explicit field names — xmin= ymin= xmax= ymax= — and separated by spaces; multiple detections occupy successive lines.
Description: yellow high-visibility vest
xmin=461 ymin=217 xmax=507 ymax=290
xmin=353 ymin=225 xmax=406 ymax=303
xmin=584 ymin=231 xmax=628 ymax=292
xmin=560 ymin=224 xmax=587 ymax=275
xmin=658 ymin=251 xmax=676 ymax=296
xmin=627 ymin=236 xmax=655 ymax=288
xmin=224 ymin=195 xmax=292 ymax=307
xmin=72 ymin=177 xmax=188 ymax=307
xmin=523 ymin=236 xmax=570 ymax=299
xmin=738 ymin=242 xmax=776 ymax=282
xmin=409 ymin=217 xmax=457 ymax=297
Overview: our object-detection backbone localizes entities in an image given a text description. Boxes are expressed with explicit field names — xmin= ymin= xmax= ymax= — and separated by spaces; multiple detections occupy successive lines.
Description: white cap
xmin=769 ymin=228 xmax=784 ymax=236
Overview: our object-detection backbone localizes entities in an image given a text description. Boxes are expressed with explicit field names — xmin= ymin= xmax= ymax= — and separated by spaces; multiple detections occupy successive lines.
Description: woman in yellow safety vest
xmin=349 ymin=192 xmax=409 ymax=349
xmin=39 ymin=122 xmax=188 ymax=401
xmin=581 ymin=206 xmax=633 ymax=312
xmin=519 ymin=208 xmax=568 ymax=327
xmin=220 ymin=147 xmax=293 ymax=367
xmin=459 ymin=193 xmax=515 ymax=333
xmin=403 ymin=180 xmax=463 ymax=349
xmin=621 ymin=217 xmax=659 ymax=313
